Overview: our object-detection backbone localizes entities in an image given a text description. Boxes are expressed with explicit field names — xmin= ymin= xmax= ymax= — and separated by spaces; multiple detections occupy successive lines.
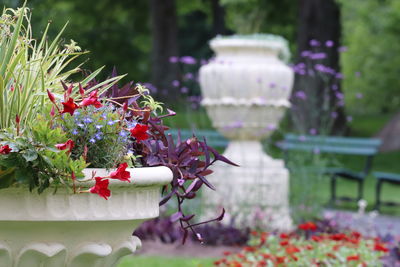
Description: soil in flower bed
xmin=135 ymin=240 xmax=243 ymax=258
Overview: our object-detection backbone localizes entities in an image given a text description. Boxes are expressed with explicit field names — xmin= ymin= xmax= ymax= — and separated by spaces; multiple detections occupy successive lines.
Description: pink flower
xmin=109 ymin=162 xmax=131 ymax=182
xmin=89 ymin=177 xmax=111 ymax=200
xmin=81 ymin=90 xmax=102 ymax=108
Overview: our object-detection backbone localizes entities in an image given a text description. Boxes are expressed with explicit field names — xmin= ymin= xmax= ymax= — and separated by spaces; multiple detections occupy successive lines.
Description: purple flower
xmin=331 ymin=84 xmax=338 ymax=91
xmin=180 ymin=56 xmax=196 ymax=65
xmin=299 ymin=135 xmax=306 ymax=142
xmin=95 ymin=125 xmax=103 ymax=130
xmin=347 ymin=116 xmax=353 ymax=122
xmin=301 ymin=50 xmax=312 ymax=57
xmin=169 ymin=56 xmax=179 ymax=63
xmin=177 ymin=178 xmax=185 ymax=186
xmin=107 ymin=120 xmax=119 ymax=126
xmin=325 ymin=40 xmax=334 ymax=47
xmin=295 ymin=91 xmax=307 ymax=100
xmin=266 ymin=124 xmax=276 ymax=131
xmin=313 ymin=147 xmax=321 ymax=154
xmin=72 ymin=129 xmax=79 ymax=135
xmin=180 ymin=87 xmax=189 ymax=93
xmin=335 ymin=73 xmax=344 ymax=79
xmin=338 ymin=46 xmax=348 ymax=53
xmin=119 ymin=131 xmax=128 ymax=137
xmin=200 ymin=59 xmax=207 ymax=65
xmin=309 ymin=128 xmax=317 ymax=135
xmin=310 ymin=52 xmax=327 ymax=60
xmin=356 ymin=93 xmax=363 ymax=99
xmin=89 ymin=138 xmax=96 ymax=143
xmin=269 ymin=82 xmax=276 ymax=88
xmin=184 ymin=73 xmax=194 ymax=80
xmin=355 ymin=71 xmax=361 ymax=77
xmin=331 ymin=111 xmax=338 ymax=118
xmin=335 ymin=92 xmax=344 ymax=100
xmin=77 ymin=123 xmax=85 ymax=128
xmin=309 ymin=39 xmax=321 ymax=47
xmin=172 ymin=80 xmax=180 ymax=87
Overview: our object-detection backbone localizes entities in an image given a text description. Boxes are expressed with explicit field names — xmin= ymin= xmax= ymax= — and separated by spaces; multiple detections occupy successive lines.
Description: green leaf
xmin=22 ymin=149 xmax=38 ymax=162
xmin=0 ymin=167 xmax=16 ymax=189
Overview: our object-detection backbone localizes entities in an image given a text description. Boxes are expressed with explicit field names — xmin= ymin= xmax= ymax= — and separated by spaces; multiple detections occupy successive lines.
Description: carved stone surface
xmin=0 ymin=166 xmax=172 ymax=267
xmin=199 ymin=36 xmax=293 ymax=230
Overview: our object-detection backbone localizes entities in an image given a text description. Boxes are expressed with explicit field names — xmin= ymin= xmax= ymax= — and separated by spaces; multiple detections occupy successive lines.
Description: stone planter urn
xmin=199 ymin=34 xmax=293 ymax=230
xmin=0 ymin=166 xmax=172 ymax=267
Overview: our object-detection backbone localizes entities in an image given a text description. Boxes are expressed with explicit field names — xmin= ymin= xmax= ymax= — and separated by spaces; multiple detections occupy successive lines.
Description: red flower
xmin=374 ymin=242 xmax=389 ymax=253
xmin=285 ymin=245 xmax=300 ymax=254
xmin=280 ymin=233 xmax=289 ymax=239
xmin=243 ymin=246 xmax=256 ymax=252
xmin=109 ymin=162 xmax=131 ymax=182
xmin=330 ymin=233 xmax=347 ymax=241
xmin=129 ymin=124 xmax=149 ymax=141
xmin=55 ymin=139 xmax=74 ymax=153
xmin=223 ymin=251 xmax=231 ymax=256
xmin=81 ymin=90 xmax=102 ymax=108
xmin=298 ymin=221 xmax=317 ymax=231
xmin=89 ymin=177 xmax=111 ymax=200
xmin=346 ymin=255 xmax=360 ymax=262
xmin=280 ymin=240 xmax=289 ymax=246
xmin=351 ymin=231 xmax=362 ymax=239
xmin=276 ymin=256 xmax=286 ymax=264
xmin=47 ymin=89 xmax=56 ymax=103
xmin=326 ymin=253 xmax=336 ymax=259
xmin=61 ymin=98 xmax=80 ymax=115
xmin=311 ymin=235 xmax=322 ymax=242
xmin=0 ymin=145 xmax=12 ymax=155
xmin=305 ymin=244 xmax=314 ymax=250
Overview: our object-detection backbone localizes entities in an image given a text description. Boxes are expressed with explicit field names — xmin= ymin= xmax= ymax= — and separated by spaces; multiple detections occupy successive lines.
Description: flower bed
xmin=214 ymin=222 xmax=391 ymax=266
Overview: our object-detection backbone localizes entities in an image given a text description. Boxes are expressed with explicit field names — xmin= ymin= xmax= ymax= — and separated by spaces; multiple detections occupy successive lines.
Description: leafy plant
xmin=0 ymin=5 xmax=123 ymax=130
xmin=0 ymin=117 xmax=87 ymax=193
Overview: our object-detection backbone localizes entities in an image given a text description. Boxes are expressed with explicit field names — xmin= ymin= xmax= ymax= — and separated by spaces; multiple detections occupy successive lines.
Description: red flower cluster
xmin=88 ymin=163 xmax=131 ymax=199
xmin=47 ymin=85 xmax=103 ymax=117
xmin=0 ymin=145 xmax=12 ymax=155
xmin=298 ymin=221 xmax=317 ymax=231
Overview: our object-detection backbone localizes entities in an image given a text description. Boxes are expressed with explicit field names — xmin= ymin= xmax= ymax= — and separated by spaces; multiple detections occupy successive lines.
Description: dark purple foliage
xmin=84 ymin=69 xmax=238 ymax=243
xmin=134 ymin=217 xmax=250 ymax=246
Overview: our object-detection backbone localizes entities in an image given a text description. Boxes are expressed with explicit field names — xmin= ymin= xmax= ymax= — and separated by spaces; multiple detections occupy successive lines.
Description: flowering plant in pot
xmin=0 ymin=5 xmax=234 ymax=267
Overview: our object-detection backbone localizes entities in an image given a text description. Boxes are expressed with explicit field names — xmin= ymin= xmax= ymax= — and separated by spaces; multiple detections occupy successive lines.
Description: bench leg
xmin=329 ymin=175 xmax=337 ymax=207
xmin=357 ymin=180 xmax=363 ymax=201
xmin=375 ymin=180 xmax=382 ymax=212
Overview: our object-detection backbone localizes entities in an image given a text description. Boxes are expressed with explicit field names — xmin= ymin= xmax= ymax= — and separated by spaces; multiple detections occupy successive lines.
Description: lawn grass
xmin=118 ymin=256 xmax=215 ymax=267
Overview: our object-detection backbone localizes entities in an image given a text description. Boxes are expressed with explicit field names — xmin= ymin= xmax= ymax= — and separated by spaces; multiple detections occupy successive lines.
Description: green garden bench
xmin=278 ymin=134 xmax=382 ymax=206
xmin=168 ymin=129 xmax=228 ymax=148
xmin=373 ymin=172 xmax=400 ymax=211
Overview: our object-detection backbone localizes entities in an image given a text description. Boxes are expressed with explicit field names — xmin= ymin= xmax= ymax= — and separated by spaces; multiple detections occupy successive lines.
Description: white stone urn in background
xmin=0 ymin=166 xmax=172 ymax=267
xmin=199 ymin=34 xmax=293 ymax=231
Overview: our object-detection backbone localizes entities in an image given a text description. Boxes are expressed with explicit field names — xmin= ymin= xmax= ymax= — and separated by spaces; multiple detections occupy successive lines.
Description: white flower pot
xmin=0 ymin=166 xmax=172 ymax=267
xmin=199 ymin=35 xmax=293 ymax=230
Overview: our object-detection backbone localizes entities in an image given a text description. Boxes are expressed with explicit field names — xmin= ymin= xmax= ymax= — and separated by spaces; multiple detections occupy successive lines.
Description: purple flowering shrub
xmin=291 ymin=39 xmax=351 ymax=135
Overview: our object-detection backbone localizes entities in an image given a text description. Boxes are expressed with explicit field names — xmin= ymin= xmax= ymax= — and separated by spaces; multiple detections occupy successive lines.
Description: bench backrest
xmin=167 ymin=129 xmax=228 ymax=148
xmin=279 ymin=134 xmax=382 ymax=156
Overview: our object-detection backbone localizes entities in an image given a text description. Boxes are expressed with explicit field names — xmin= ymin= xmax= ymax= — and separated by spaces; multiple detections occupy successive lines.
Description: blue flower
xmin=95 ymin=133 xmax=102 ymax=140
xmin=77 ymin=123 xmax=85 ymax=128
xmin=89 ymin=138 xmax=96 ymax=143
xmin=83 ymin=117 xmax=93 ymax=124
xmin=72 ymin=129 xmax=79 ymax=135
xmin=95 ymin=125 xmax=103 ymax=130
xmin=119 ymin=131 xmax=128 ymax=137
xmin=107 ymin=120 xmax=120 ymax=126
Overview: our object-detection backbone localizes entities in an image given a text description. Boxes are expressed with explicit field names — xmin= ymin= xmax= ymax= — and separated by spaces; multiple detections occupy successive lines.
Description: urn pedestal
xmin=199 ymin=35 xmax=293 ymax=230
xmin=0 ymin=166 xmax=172 ymax=267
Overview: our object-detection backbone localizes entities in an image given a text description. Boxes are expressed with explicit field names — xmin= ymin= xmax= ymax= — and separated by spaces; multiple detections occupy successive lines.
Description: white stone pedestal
xmin=199 ymin=35 xmax=293 ymax=230
xmin=0 ymin=166 xmax=172 ymax=267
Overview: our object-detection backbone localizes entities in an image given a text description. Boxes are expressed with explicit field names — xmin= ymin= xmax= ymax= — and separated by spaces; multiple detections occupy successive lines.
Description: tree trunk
xmin=210 ymin=0 xmax=227 ymax=36
xmin=291 ymin=0 xmax=347 ymax=135
xmin=150 ymin=0 xmax=180 ymax=99
xmin=376 ymin=112 xmax=400 ymax=152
